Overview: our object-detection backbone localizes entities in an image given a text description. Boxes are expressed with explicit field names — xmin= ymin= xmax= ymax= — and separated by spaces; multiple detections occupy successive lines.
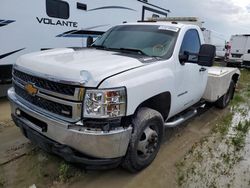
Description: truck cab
xmin=8 ymin=22 xmax=239 ymax=172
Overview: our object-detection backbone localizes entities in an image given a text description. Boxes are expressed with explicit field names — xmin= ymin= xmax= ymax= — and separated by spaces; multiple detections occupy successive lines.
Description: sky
xmin=156 ymin=0 xmax=250 ymax=45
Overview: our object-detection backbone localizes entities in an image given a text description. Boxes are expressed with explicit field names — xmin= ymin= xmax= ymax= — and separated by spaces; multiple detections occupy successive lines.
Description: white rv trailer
xmin=227 ymin=34 xmax=250 ymax=68
xmin=0 ymin=0 xmax=170 ymax=97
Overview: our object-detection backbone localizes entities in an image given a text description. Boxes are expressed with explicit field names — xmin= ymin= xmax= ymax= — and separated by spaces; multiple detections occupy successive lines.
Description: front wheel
xmin=122 ymin=107 xmax=164 ymax=172
xmin=215 ymin=80 xmax=235 ymax=109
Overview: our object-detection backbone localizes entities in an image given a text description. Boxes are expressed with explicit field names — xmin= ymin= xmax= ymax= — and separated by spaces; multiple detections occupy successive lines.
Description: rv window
xmin=46 ymin=0 xmax=69 ymax=19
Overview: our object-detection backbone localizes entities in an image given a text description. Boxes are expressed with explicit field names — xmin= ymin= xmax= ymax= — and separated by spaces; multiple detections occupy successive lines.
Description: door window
xmin=46 ymin=0 xmax=69 ymax=19
xmin=179 ymin=29 xmax=201 ymax=63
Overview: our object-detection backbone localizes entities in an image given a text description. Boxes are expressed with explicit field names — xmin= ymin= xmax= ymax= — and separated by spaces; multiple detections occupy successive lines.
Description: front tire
xmin=215 ymin=80 xmax=235 ymax=109
xmin=122 ymin=107 xmax=164 ymax=172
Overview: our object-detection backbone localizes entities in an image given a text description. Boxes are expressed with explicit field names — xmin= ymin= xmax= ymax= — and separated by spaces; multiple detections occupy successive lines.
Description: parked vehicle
xmin=203 ymin=33 xmax=226 ymax=60
xmin=227 ymin=34 xmax=250 ymax=68
xmin=0 ymin=0 xmax=169 ymax=97
xmin=215 ymin=45 xmax=226 ymax=60
xmin=8 ymin=22 xmax=240 ymax=172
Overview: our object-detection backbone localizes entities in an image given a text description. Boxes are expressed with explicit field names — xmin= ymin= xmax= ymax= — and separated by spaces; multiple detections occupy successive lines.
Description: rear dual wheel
xmin=122 ymin=107 xmax=164 ymax=172
xmin=215 ymin=80 xmax=236 ymax=109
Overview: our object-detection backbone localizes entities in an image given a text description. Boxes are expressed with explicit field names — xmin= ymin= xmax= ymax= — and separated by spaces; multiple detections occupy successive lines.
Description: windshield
xmin=92 ymin=25 xmax=178 ymax=58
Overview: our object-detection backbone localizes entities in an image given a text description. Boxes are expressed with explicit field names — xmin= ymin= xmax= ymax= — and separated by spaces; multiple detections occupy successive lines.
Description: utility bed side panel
xmin=202 ymin=67 xmax=240 ymax=102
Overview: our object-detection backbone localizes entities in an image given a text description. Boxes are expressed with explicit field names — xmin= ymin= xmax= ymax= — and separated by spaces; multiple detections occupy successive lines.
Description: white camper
xmin=0 ymin=0 xmax=169 ymax=97
xmin=227 ymin=34 xmax=250 ymax=68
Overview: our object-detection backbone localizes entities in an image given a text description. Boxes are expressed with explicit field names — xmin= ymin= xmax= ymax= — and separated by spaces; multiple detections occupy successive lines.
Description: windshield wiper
xmin=118 ymin=48 xmax=147 ymax=56
xmin=106 ymin=47 xmax=147 ymax=55
xmin=92 ymin=46 xmax=147 ymax=56
xmin=91 ymin=44 xmax=107 ymax=49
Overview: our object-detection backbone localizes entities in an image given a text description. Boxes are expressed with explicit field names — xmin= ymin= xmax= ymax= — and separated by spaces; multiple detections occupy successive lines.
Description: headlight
xmin=83 ymin=87 xmax=126 ymax=118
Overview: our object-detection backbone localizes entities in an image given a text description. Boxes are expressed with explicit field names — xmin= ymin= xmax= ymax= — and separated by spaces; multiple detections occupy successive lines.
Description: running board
xmin=164 ymin=109 xmax=198 ymax=128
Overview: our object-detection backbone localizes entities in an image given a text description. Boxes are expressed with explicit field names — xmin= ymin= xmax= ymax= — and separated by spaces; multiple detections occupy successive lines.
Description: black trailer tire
xmin=122 ymin=107 xmax=164 ymax=172
xmin=215 ymin=80 xmax=235 ymax=109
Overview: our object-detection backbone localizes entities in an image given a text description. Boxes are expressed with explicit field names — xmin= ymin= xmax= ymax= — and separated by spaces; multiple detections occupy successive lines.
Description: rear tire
xmin=215 ymin=80 xmax=235 ymax=109
xmin=122 ymin=107 xmax=164 ymax=172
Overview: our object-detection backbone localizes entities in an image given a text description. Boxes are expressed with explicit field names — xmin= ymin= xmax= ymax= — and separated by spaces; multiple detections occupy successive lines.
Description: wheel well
xmin=136 ymin=92 xmax=171 ymax=120
xmin=232 ymin=73 xmax=240 ymax=84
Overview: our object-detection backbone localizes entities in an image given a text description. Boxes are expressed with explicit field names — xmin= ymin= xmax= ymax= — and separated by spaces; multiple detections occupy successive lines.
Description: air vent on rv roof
xmin=77 ymin=2 xmax=87 ymax=11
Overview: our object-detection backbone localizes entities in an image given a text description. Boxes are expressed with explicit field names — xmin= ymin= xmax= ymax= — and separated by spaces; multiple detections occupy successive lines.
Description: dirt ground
xmin=0 ymin=68 xmax=249 ymax=188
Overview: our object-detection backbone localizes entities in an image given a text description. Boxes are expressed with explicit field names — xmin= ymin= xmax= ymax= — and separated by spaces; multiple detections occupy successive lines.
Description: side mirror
xmin=179 ymin=51 xmax=189 ymax=65
xmin=198 ymin=44 xmax=216 ymax=67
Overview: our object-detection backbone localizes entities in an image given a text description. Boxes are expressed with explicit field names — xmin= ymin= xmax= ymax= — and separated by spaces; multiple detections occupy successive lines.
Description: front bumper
xmin=226 ymin=59 xmax=242 ymax=67
xmin=8 ymin=88 xmax=132 ymax=161
xmin=242 ymin=61 xmax=250 ymax=68
xmin=12 ymin=115 xmax=121 ymax=169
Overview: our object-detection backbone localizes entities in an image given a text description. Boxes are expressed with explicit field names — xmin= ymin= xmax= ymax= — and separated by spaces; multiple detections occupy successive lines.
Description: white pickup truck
xmin=8 ymin=22 xmax=240 ymax=172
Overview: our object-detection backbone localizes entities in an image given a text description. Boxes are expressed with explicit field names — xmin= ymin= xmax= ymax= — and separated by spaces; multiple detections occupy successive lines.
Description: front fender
xmin=98 ymin=61 xmax=175 ymax=117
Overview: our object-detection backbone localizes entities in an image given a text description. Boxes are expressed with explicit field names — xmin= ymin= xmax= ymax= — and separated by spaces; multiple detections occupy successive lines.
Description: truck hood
xmin=15 ymin=48 xmax=145 ymax=87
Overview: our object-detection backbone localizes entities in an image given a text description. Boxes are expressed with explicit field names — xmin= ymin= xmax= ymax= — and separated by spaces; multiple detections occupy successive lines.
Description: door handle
xmin=199 ymin=67 xmax=207 ymax=72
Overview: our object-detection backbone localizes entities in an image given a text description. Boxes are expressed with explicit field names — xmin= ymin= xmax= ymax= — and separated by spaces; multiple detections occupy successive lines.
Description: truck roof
xmin=120 ymin=21 xmax=199 ymax=30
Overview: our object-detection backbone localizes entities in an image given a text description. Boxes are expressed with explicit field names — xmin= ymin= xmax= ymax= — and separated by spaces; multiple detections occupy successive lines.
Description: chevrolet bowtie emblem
xmin=25 ymin=83 xmax=38 ymax=96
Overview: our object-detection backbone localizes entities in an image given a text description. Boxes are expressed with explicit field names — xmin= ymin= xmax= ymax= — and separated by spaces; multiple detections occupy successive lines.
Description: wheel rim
xmin=137 ymin=125 xmax=159 ymax=159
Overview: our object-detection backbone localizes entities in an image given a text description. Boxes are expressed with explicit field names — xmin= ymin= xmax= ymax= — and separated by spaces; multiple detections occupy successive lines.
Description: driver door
xmin=174 ymin=29 xmax=208 ymax=113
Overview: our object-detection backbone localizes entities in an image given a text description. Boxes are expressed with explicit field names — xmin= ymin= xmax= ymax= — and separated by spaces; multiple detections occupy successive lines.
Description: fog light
xmin=102 ymin=123 xmax=110 ymax=132
xmin=16 ymin=109 xmax=21 ymax=116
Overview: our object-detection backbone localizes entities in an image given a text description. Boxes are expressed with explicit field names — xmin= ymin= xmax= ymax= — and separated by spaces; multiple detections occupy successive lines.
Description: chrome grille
xmin=13 ymin=69 xmax=76 ymax=96
xmin=12 ymin=68 xmax=83 ymax=122
xmin=14 ymin=84 xmax=73 ymax=118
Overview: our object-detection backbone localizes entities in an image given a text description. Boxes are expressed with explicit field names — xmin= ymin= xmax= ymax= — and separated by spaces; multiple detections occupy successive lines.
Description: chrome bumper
xmin=227 ymin=59 xmax=242 ymax=64
xmin=8 ymin=88 xmax=132 ymax=159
